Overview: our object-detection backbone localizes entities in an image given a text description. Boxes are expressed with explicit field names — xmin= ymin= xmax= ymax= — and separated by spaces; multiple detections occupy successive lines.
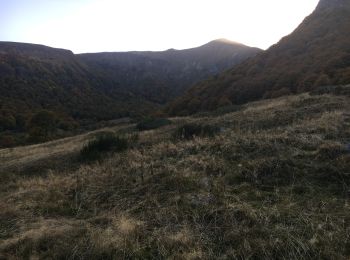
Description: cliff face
xmin=0 ymin=42 xmax=75 ymax=62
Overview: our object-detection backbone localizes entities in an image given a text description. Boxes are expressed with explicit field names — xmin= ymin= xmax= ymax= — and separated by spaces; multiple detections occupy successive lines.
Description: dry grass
xmin=0 ymin=124 xmax=133 ymax=172
xmin=1 ymin=92 xmax=350 ymax=259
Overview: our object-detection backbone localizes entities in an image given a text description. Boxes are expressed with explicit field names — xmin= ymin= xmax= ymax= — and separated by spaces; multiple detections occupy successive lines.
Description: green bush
xmin=136 ymin=118 xmax=171 ymax=131
xmin=80 ymin=133 xmax=128 ymax=162
xmin=172 ymin=123 xmax=220 ymax=140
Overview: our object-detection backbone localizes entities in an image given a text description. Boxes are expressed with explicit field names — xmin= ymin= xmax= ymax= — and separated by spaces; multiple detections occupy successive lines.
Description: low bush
xmin=136 ymin=118 xmax=172 ymax=131
xmin=194 ymin=105 xmax=242 ymax=118
xmin=310 ymin=84 xmax=350 ymax=97
xmin=0 ymin=134 xmax=16 ymax=148
xmin=172 ymin=123 xmax=220 ymax=140
xmin=316 ymin=142 xmax=347 ymax=160
xmin=80 ymin=132 xmax=128 ymax=161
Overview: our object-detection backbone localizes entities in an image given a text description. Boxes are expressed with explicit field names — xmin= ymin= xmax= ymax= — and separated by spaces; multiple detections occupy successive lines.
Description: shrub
xmin=0 ymin=114 xmax=16 ymax=131
xmin=234 ymin=158 xmax=295 ymax=186
xmin=310 ymin=84 xmax=350 ymax=97
xmin=0 ymin=134 xmax=16 ymax=148
xmin=27 ymin=110 xmax=59 ymax=143
xmin=194 ymin=105 xmax=242 ymax=118
xmin=27 ymin=126 xmax=49 ymax=143
xmin=80 ymin=133 xmax=128 ymax=161
xmin=211 ymin=105 xmax=242 ymax=117
xmin=316 ymin=142 xmax=347 ymax=160
xmin=136 ymin=118 xmax=172 ymax=131
xmin=172 ymin=123 xmax=220 ymax=140
xmin=29 ymin=110 xmax=58 ymax=134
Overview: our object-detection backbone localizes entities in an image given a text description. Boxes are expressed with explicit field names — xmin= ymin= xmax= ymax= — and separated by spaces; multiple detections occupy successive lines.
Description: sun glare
xmin=2 ymin=0 xmax=319 ymax=53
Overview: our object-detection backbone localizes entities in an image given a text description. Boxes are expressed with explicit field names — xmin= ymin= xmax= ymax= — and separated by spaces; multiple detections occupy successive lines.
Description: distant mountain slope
xmin=167 ymin=0 xmax=350 ymax=115
xmin=0 ymin=40 xmax=259 ymax=120
xmin=78 ymin=39 xmax=261 ymax=103
xmin=0 ymin=42 xmax=151 ymax=123
xmin=0 ymin=40 xmax=258 ymax=146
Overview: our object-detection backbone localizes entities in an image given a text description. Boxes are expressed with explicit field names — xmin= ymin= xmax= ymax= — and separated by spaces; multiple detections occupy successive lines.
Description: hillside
xmin=167 ymin=0 xmax=350 ymax=115
xmin=0 ymin=40 xmax=259 ymax=147
xmin=0 ymin=42 xmax=155 ymax=120
xmin=78 ymin=39 xmax=261 ymax=103
xmin=1 ymin=86 xmax=350 ymax=258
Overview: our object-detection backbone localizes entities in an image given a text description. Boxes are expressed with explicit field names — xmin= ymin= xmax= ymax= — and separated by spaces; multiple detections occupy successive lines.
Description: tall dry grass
xmin=1 ymin=91 xmax=350 ymax=259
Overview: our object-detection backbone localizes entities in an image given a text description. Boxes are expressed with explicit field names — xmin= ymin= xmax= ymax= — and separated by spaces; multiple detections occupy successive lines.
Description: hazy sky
xmin=1 ymin=0 xmax=319 ymax=53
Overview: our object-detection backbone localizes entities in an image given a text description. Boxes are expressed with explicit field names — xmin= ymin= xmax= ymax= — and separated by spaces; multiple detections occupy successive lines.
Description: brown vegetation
xmin=1 ymin=90 xmax=349 ymax=259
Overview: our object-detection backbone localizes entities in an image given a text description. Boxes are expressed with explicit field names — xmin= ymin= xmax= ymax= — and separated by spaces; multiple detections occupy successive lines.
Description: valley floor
xmin=1 ymin=91 xmax=350 ymax=259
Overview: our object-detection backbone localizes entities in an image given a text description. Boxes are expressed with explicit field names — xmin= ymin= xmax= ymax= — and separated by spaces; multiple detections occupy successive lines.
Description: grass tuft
xmin=172 ymin=123 xmax=220 ymax=140
xmin=136 ymin=118 xmax=172 ymax=131
xmin=79 ymin=132 xmax=128 ymax=162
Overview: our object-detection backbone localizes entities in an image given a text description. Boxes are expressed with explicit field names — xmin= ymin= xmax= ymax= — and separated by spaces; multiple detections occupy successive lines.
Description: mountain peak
xmin=167 ymin=0 xmax=350 ymax=115
xmin=208 ymin=38 xmax=243 ymax=46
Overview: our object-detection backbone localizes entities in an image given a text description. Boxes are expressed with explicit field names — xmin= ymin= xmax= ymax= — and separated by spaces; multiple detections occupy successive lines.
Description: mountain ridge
xmin=167 ymin=0 xmax=350 ymax=115
xmin=0 ymin=39 xmax=260 ymax=146
xmin=77 ymin=39 xmax=261 ymax=102
xmin=316 ymin=0 xmax=350 ymax=10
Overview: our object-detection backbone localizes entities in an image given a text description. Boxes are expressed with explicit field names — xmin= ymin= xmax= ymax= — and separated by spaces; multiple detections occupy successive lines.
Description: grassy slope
xmin=0 ymin=90 xmax=350 ymax=259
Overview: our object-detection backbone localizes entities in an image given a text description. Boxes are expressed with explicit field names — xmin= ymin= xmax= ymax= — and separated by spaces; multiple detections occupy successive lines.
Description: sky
xmin=1 ymin=0 xmax=319 ymax=53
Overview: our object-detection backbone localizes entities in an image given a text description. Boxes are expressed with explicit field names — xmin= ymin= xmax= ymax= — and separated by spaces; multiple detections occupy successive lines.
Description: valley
xmin=1 ymin=0 xmax=350 ymax=258
xmin=0 ymin=39 xmax=260 ymax=148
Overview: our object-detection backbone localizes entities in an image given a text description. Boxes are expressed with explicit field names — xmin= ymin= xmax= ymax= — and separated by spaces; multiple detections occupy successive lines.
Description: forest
xmin=0 ymin=40 xmax=259 ymax=147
